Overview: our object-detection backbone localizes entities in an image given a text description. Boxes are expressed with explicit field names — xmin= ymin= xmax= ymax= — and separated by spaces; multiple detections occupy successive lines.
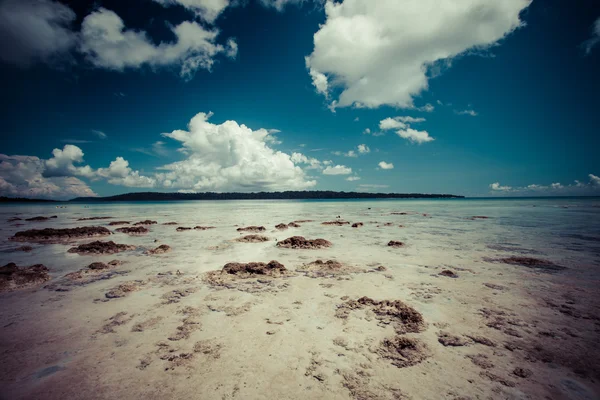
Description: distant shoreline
xmin=1 ymin=191 xmax=464 ymax=203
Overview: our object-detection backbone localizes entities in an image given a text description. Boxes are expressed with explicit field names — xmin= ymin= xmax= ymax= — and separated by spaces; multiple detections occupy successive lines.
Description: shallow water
xmin=2 ymin=198 xmax=599 ymax=278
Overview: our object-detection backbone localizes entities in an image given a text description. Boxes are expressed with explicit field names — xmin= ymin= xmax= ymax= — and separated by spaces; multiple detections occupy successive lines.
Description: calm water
xmin=1 ymin=197 xmax=599 ymax=285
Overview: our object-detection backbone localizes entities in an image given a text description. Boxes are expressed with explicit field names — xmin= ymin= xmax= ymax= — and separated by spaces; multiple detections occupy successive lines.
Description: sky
xmin=0 ymin=0 xmax=599 ymax=199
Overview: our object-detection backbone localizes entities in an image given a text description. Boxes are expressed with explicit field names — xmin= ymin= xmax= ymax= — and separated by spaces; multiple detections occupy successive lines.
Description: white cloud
xmin=92 ymin=130 xmax=107 ymax=139
xmin=307 ymin=64 xmax=329 ymax=96
xmin=354 ymin=117 xmax=359 ymax=122
xmin=357 ymin=144 xmax=370 ymax=154
xmin=44 ymin=145 xmax=95 ymax=178
xmin=151 ymin=0 xmax=230 ymax=23
xmin=379 ymin=118 xmax=407 ymax=131
xmin=489 ymin=175 xmax=600 ymax=194
xmin=96 ymin=157 xmax=156 ymax=188
xmin=455 ymin=109 xmax=478 ymax=116
xmin=490 ymin=182 xmax=512 ymax=191
xmin=306 ymin=0 xmax=531 ymax=109
xmin=79 ymin=8 xmax=237 ymax=80
xmin=396 ymin=128 xmax=434 ymax=144
xmin=363 ymin=128 xmax=371 ymax=135
xmin=156 ymin=112 xmax=316 ymax=191
xmin=582 ymin=17 xmax=600 ymax=55
xmin=0 ymin=0 xmax=77 ymax=67
xmin=323 ymin=165 xmax=352 ymax=175
xmin=259 ymin=0 xmax=310 ymax=11
xmin=0 ymin=154 xmax=95 ymax=200
xmin=378 ymin=161 xmax=394 ymax=170
xmin=291 ymin=152 xmax=323 ymax=170
xmin=346 ymin=176 xmax=360 ymax=181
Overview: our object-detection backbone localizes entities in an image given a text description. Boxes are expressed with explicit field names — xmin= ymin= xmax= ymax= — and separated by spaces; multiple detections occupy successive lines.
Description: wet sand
xmin=1 ymin=199 xmax=599 ymax=400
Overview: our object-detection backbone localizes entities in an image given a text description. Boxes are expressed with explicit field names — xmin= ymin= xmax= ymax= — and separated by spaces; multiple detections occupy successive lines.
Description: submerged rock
xmin=322 ymin=220 xmax=350 ymax=226
xmin=276 ymin=236 xmax=332 ymax=249
xmin=194 ymin=226 xmax=215 ymax=230
xmin=163 ymin=222 xmax=178 ymax=225
xmin=25 ymin=216 xmax=57 ymax=222
xmin=105 ymin=281 xmax=144 ymax=299
xmin=67 ymin=240 xmax=136 ymax=255
xmin=134 ymin=220 xmax=157 ymax=226
xmin=146 ymin=245 xmax=172 ymax=255
xmin=176 ymin=227 xmax=192 ymax=231
xmin=0 ymin=263 xmax=50 ymax=292
xmin=387 ymin=240 xmax=405 ymax=248
xmin=237 ymin=226 xmax=266 ymax=232
xmin=6 ymin=245 xmax=34 ymax=252
xmin=275 ymin=223 xmax=288 ymax=230
xmin=437 ymin=331 xmax=469 ymax=346
xmin=439 ymin=270 xmax=459 ymax=278
xmin=46 ymin=260 xmax=126 ymax=291
xmin=109 ymin=221 xmax=130 ymax=226
xmin=235 ymin=235 xmax=270 ymax=243
xmin=351 ymin=222 xmax=363 ymax=228
xmin=223 ymin=260 xmax=287 ymax=276
xmin=10 ymin=226 xmax=111 ymax=243
xmin=115 ymin=226 xmax=149 ymax=235
xmin=77 ymin=217 xmax=113 ymax=221
xmin=297 ymin=259 xmax=364 ymax=278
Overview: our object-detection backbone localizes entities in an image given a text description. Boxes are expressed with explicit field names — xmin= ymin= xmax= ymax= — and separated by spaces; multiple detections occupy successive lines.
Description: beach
xmin=1 ymin=198 xmax=599 ymax=400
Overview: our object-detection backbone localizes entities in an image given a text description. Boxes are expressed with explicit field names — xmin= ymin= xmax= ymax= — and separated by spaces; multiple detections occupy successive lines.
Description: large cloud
xmin=306 ymin=0 xmax=531 ymax=109
xmin=80 ymin=8 xmax=237 ymax=80
xmin=582 ymin=17 xmax=600 ymax=55
xmin=96 ymin=157 xmax=156 ymax=188
xmin=151 ymin=0 xmax=230 ymax=23
xmin=155 ymin=112 xmax=316 ymax=191
xmin=0 ymin=0 xmax=77 ymax=67
xmin=44 ymin=145 xmax=95 ymax=178
xmin=0 ymin=154 xmax=96 ymax=200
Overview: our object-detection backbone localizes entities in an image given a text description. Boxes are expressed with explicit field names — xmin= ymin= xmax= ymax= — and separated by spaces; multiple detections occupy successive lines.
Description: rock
xmin=465 ymin=335 xmax=496 ymax=347
xmin=439 ymin=270 xmax=459 ymax=278
xmin=391 ymin=212 xmax=409 ymax=215
xmin=236 ymin=235 xmax=270 ymax=243
xmin=25 ymin=216 xmax=57 ymax=221
xmin=176 ymin=227 xmax=192 ymax=231
xmin=375 ymin=336 xmax=430 ymax=368
xmin=88 ymin=262 xmax=111 ymax=270
xmin=194 ymin=226 xmax=215 ymax=230
xmin=293 ymin=220 xmax=313 ymax=223
xmin=297 ymin=260 xmax=364 ymax=278
xmin=483 ymin=283 xmax=507 ymax=290
xmin=513 ymin=367 xmax=533 ymax=378
xmin=336 ymin=296 xmax=425 ymax=334
xmin=7 ymin=217 xmax=22 ymax=222
xmin=437 ymin=331 xmax=469 ymax=346
xmin=77 ymin=217 xmax=112 ymax=221
xmin=470 ymin=216 xmax=489 ymax=220
xmin=10 ymin=226 xmax=111 ymax=243
xmin=133 ymin=220 xmax=157 ymax=226
xmin=387 ymin=241 xmax=404 ymax=248
xmin=223 ymin=260 xmax=287 ymax=276
xmin=275 ymin=223 xmax=288 ymax=230
xmin=108 ymin=221 xmax=130 ymax=226
xmin=115 ymin=226 xmax=149 ymax=235
xmin=0 ymin=263 xmax=50 ymax=292
xmin=351 ymin=222 xmax=363 ymax=228
xmin=7 ymin=245 xmax=34 ymax=252
xmin=146 ymin=245 xmax=172 ymax=255
xmin=276 ymin=236 xmax=332 ymax=249
xmin=67 ymin=241 xmax=136 ymax=255
xmin=237 ymin=226 xmax=266 ymax=232
xmin=163 ymin=222 xmax=178 ymax=225
xmin=467 ymin=354 xmax=494 ymax=369
xmin=287 ymin=222 xmax=301 ymax=228
xmin=105 ymin=281 xmax=143 ymax=299
xmin=322 ymin=220 xmax=350 ymax=226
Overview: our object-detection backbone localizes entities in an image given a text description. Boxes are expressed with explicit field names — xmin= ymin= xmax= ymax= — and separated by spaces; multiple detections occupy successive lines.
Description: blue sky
xmin=0 ymin=0 xmax=599 ymax=199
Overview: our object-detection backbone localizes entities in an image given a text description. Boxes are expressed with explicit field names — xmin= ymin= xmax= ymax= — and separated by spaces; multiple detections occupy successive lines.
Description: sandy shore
xmin=1 ymin=203 xmax=599 ymax=400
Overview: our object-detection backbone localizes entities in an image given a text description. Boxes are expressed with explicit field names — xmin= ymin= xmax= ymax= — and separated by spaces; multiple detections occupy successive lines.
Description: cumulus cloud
xmin=44 ymin=145 xmax=95 ymax=178
xmin=357 ymin=144 xmax=370 ymax=154
xmin=322 ymin=165 xmax=352 ymax=175
xmin=489 ymin=174 xmax=600 ymax=194
xmin=346 ymin=176 xmax=360 ymax=181
xmin=306 ymin=0 xmax=531 ymax=109
xmin=378 ymin=161 xmax=394 ymax=170
xmin=151 ymin=0 xmax=230 ymax=23
xmin=396 ymin=128 xmax=434 ymax=144
xmin=490 ymin=182 xmax=512 ymax=191
xmin=156 ymin=112 xmax=316 ymax=191
xmin=96 ymin=157 xmax=156 ymax=188
xmin=290 ymin=152 xmax=324 ymax=170
xmin=582 ymin=17 xmax=600 ymax=55
xmin=0 ymin=0 xmax=77 ymax=67
xmin=79 ymin=8 xmax=237 ymax=80
xmin=0 ymin=154 xmax=95 ymax=200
